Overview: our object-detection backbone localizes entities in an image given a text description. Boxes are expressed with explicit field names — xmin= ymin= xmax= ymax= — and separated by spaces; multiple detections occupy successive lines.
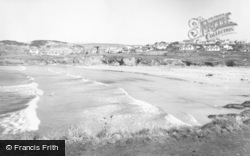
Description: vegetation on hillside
xmin=0 ymin=109 xmax=250 ymax=155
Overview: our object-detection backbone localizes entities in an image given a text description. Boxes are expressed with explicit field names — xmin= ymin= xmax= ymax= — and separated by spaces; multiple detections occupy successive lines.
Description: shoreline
xmin=0 ymin=66 xmax=43 ymax=134
xmin=0 ymin=65 xmax=250 ymax=155
xmin=0 ymin=65 xmax=249 ymax=134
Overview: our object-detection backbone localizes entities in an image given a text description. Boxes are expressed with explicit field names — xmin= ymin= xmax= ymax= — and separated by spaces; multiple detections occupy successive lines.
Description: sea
xmin=0 ymin=66 xmax=43 ymax=134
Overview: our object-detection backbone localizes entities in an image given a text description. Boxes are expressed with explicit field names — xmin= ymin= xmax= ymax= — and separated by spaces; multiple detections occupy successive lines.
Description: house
xmin=179 ymin=44 xmax=195 ymax=51
xmin=106 ymin=47 xmax=123 ymax=53
xmin=121 ymin=47 xmax=130 ymax=53
xmin=98 ymin=47 xmax=107 ymax=54
xmin=90 ymin=47 xmax=98 ymax=54
xmin=153 ymin=42 xmax=168 ymax=50
xmin=29 ymin=48 xmax=39 ymax=55
xmin=206 ymin=40 xmax=216 ymax=45
xmin=241 ymin=45 xmax=250 ymax=52
xmin=223 ymin=45 xmax=233 ymax=50
xmin=205 ymin=45 xmax=221 ymax=51
xmin=70 ymin=45 xmax=85 ymax=55
xmin=46 ymin=50 xmax=60 ymax=56
xmin=46 ymin=48 xmax=71 ymax=56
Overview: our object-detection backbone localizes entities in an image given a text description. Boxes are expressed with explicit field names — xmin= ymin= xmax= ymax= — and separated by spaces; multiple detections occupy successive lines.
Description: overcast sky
xmin=0 ymin=0 xmax=249 ymax=44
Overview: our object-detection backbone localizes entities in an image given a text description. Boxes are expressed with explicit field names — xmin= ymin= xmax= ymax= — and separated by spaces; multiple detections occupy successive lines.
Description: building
xmin=179 ymin=44 xmax=195 ymax=51
xmin=106 ymin=47 xmax=123 ymax=53
xmin=153 ymin=42 xmax=168 ymax=50
xmin=45 ymin=48 xmax=72 ymax=56
xmin=29 ymin=48 xmax=39 ymax=55
xmin=223 ymin=45 xmax=233 ymax=50
xmin=205 ymin=45 xmax=221 ymax=51
xmin=46 ymin=50 xmax=60 ymax=56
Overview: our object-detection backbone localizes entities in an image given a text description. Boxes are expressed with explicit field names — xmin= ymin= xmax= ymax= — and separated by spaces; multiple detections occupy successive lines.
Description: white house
xmin=29 ymin=49 xmax=39 ymax=55
xmin=46 ymin=51 xmax=60 ymax=56
xmin=205 ymin=45 xmax=221 ymax=51
xmin=179 ymin=44 xmax=195 ymax=51
xmin=46 ymin=48 xmax=70 ymax=56
xmin=223 ymin=45 xmax=233 ymax=50
xmin=106 ymin=47 xmax=123 ymax=53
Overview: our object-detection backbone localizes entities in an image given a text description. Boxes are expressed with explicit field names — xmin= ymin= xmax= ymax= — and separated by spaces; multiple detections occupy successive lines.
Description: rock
xmin=223 ymin=104 xmax=245 ymax=109
xmin=122 ymin=57 xmax=136 ymax=66
xmin=83 ymin=56 xmax=104 ymax=65
xmin=114 ymin=57 xmax=123 ymax=65
xmin=243 ymin=119 xmax=250 ymax=124
xmin=3 ymin=59 xmax=25 ymax=65
xmin=162 ymin=58 xmax=185 ymax=66
xmin=110 ymin=62 xmax=120 ymax=66
xmin=206 ymin=73 xmax=213 ymax=77
xmin=242 ymin=101 xmax=250 ymax=107
xmin=208 ymin=115 xmax=216 ymax=119
xmin=208 ymin=113 xmax=238 ymax=120
xmin=73 ymin=59 xmax=79 ymax=63
xmin=240 ymin=109 xmax=250 ymax=119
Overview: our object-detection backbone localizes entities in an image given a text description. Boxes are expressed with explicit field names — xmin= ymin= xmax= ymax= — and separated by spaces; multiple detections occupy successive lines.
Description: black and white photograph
xmin=0 ymin=0 xmax=250 ymax=155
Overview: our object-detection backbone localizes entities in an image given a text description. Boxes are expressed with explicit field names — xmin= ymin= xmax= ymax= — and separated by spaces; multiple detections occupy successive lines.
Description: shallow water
xmin=0 ymin=66 xmax=43 ymax=134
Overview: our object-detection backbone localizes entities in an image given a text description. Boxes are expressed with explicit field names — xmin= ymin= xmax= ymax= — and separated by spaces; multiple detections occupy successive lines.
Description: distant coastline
xmin=0 ymin=39 xmax=249 ymax=67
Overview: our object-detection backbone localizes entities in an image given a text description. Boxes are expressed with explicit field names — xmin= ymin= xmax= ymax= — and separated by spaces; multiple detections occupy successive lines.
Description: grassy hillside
xmin=104 ymin=50 xmax=250 ymax=66
xmin=0 ymin=40 xmax=29 ymax=46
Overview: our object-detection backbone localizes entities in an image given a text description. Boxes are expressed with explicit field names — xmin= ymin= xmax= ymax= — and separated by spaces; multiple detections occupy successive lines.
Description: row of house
xmin=179 ymin=44 xmax=229 ymax=51
xmin=178 ymin=43 xmax=250 ymax=52
xmin=28 ymin=39 xmax=250 ymax=55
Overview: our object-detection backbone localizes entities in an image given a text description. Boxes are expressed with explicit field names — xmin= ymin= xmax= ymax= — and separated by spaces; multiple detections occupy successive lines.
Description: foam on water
xmin=0 ymin=96 xmax=42 ymax=134
xmin=0 ymin=67 xmax=43 ymax=134
xmin=47 ymin=66 xmax=199 ymax=133
xmin=80 ymin=82 xmax=192 ymax=132
xmin=0 ymin=82 xmax=43 ymax=96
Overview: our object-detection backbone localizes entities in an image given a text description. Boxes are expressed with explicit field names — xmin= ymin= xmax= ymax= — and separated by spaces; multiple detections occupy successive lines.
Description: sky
xmin=0 ymin=0 xmax=249 ymax=44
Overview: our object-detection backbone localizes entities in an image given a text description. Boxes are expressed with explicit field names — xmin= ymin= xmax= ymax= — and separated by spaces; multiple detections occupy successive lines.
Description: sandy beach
xmin=5 ymin=65 xmax=247 ymax=135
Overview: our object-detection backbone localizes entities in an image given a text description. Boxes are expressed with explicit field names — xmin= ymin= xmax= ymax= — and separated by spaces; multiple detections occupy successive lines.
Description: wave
xmin=0 ymin=76 xmax=43 ymax=134
xmin=0 ymin=82 xmax=43 ymax=96
xmin=47 ymin=66 xmax=199 ymax=133
xmin=81 ymin=85 xmax=194 ymax=133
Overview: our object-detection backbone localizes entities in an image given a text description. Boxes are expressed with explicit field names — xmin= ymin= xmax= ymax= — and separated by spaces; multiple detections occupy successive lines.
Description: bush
xmin=226 ymin=60 xmax=236 ymax=67
xmin=204 ymin=62 xmax=214 ymax=67
xmin=182 ymin=60 xmax=192 ymax=66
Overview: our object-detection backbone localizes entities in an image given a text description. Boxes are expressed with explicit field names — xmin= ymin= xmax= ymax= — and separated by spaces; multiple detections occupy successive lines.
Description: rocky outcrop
xmin=0 ymin=59 xmax=25 ymax=65
xmin=223 ymin=104 xmax=245 ymax=109
xmin=162 ymin=58 xmax=185 ymax=66
xmin=223 ymin=101 xmax=250 ymax=109
xmin=242 ymin=101 xmax=250 ymax=107
xmin=82 ymin=55 xmax=104 ymax=65
xmin=122 ymin=57 xmax=136 ymax=66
